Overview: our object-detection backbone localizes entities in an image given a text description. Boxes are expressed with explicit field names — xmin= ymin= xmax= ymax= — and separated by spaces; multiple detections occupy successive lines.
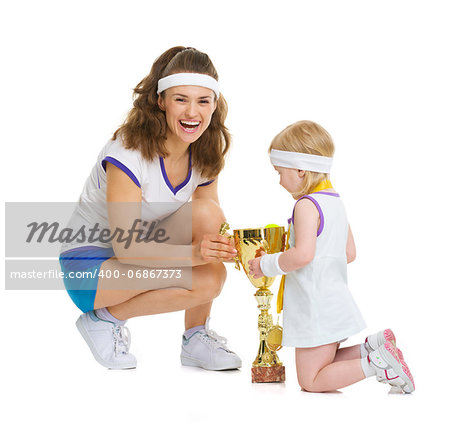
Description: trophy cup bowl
xmin=232 ymin=225 xmax=287 ymax=383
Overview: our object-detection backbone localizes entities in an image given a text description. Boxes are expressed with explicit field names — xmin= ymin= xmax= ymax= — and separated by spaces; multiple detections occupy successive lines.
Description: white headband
xmin=157 ymin=73 xmax=220 ymax=98
xmin=270 ymin=149 xmax=333 ymax=173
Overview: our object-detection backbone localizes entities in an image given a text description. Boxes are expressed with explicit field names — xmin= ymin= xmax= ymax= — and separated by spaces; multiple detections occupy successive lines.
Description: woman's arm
xmin=192 ymin=178 xmax=237 ymax=263
xmin=106 ymin=162 xmax=195 ymax=267
xmin=346 ymin=225 xmax=356 ymax=263
xmin=192 ymin=179 xmax=220 ymax=207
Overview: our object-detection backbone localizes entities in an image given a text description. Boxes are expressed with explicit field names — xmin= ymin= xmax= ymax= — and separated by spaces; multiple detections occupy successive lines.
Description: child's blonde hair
xmin=269 ymin=120 xmax=335 ymax=199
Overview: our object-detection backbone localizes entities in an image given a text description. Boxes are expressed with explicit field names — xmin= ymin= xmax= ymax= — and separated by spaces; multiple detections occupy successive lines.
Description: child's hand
xmin=248 ymin=252 xmax=266 ymax=279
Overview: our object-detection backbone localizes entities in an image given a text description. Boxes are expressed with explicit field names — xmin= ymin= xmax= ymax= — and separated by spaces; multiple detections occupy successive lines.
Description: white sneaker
xmin=368 ymin=341 xmax=415 ymax=393
xmin=365 ymin=328 xmax=396 ymax=353
xmin=365 ymin=328 xmax=405 ymax=361
xmin=180 ymin=317 xmax=242 ymax=371
xmin=75 ymin=311 xmax=137 ymax=370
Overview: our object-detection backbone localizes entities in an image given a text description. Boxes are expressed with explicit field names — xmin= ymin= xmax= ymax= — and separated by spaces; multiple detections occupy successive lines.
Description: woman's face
xmin=158 ymin=85 xmax=217 ymax=145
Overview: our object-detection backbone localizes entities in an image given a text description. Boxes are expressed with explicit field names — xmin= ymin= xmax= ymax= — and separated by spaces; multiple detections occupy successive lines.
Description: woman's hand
xmin=194 ymin=234 xmax=237 ymax=264
xmin=248 ymin=252 xmax=266 ymax=279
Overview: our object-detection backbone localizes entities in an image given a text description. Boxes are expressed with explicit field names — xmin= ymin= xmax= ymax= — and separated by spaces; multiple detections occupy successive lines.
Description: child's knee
xmin=297 ymin=376 xmax=311 ymax=392
xmin=297 ymin=374 xmax=323 ymax=393
xmin=297 ymin=378 xmax=324 ymax=393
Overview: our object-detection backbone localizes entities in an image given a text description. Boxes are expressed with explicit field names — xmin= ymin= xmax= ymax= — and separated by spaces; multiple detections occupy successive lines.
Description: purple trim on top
xmin=102 ymin=156 xmax=141 ymax=188
xmin=198 ymin=179 xmax=215 ymax=187
xmin=288 ymin=195 xmax=325 ymax=237
xmin=159 ymin=148 xmax=192 ymax=195
xmin=96 ymin=168 xmax=100 ymax=189
xmin=312 ymin=191 xmax=340 ymax=197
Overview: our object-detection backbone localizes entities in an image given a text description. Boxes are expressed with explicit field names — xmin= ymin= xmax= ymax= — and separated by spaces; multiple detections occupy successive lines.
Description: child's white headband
xmin=270 ymin=149 xmax=333 ymax=173
xmin=157 ymin=73 xmax=220 ymax=98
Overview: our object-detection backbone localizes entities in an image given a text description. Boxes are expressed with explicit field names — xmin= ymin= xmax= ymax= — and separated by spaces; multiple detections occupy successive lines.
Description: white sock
xmin=94 ymin=307 xmax=126 ymax=325
xmin=360 ymin=343 xmax=369 ymax=358
xmin=184 ymin=325 xmax=205 ymax=339
xmin=360 ymin=357 xmax=376 ymax=378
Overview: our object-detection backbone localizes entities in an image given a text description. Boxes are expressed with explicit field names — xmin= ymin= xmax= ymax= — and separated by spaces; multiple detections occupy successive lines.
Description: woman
xmin=59 ymin=46 xmax=241 ymax=370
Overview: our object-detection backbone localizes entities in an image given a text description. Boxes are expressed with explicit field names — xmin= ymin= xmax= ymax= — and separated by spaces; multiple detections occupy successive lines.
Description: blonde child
xmin=248 ymin=120 xmax=415 ymax=393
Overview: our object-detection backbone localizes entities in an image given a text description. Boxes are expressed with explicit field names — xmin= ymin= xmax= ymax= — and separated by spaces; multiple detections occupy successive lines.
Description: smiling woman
xmin=158 ymin=85 xmax=216 ymax=141
xmin=114 ymin=47 xmax=230 ymax=180
xmin=59 ymin=46 xmax=241 ymax=371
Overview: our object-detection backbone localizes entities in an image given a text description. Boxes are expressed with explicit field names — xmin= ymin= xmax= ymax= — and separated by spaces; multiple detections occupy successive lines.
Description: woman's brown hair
xmin=113 ymin=46 xmax=231 ymax=179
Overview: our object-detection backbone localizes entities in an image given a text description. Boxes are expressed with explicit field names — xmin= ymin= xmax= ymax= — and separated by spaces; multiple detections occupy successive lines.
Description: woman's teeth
xmin=179 ymin=120 xmax=201 ymax=132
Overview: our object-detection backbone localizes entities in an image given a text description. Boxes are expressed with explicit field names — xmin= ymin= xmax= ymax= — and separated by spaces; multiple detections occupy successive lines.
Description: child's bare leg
xmin=296 ymin=343 xmax=365 ymax=392
xmin=333 ymin=344 xmax=362 ymax=362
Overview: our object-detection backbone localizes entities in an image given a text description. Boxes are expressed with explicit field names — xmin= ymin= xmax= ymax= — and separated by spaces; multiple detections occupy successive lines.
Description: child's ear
xmin=298 ymin=170 xmax=306 ymax=178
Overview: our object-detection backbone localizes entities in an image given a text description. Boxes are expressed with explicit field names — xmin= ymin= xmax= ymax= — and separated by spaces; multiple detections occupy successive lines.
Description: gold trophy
xmin=220 ymin=223 xmax=287 ymax=383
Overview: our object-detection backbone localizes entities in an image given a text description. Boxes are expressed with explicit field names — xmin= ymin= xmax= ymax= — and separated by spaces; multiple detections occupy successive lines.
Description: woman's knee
xmin=192 ymin=199 xmax=225 ymax=234
xmin=196 ymin=263 xmax=226 ymax=302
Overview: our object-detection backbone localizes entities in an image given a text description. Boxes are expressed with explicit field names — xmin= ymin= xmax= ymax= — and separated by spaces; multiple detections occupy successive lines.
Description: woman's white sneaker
xmin=180 ymin=317 xmax=242 ymax=371
xmin=75 ymin=311 xmax=137 ymax=369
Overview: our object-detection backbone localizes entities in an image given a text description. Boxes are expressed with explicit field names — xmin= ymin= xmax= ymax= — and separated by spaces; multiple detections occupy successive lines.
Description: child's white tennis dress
xmin=282 ymin=192 xmax=366 ymax=348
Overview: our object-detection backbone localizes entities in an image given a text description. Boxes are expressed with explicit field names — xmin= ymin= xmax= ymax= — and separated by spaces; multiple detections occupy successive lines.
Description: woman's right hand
xmin=194 ymin=234 xmax=237 ymax=264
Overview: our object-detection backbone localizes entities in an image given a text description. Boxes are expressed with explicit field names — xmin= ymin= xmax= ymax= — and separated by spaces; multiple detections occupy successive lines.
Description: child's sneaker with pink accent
xmin=399 ymin=359 xmax=415 ymax=393
xmin=365 ymin=328 xmax=405 ymax=364
xmin=364 ymin=328 xmax=396 ymax=354
xmin=368 ymin=340 xmax=415 ymax=393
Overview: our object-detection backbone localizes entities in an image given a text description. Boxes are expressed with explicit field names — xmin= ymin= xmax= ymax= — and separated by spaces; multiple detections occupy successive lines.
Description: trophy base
xmin=251 ymin=366 xmax=285 ymax=383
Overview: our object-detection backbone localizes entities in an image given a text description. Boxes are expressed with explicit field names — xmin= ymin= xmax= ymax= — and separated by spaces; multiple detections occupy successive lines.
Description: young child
xmin=248 ymin=120 xmax=415 ymax=393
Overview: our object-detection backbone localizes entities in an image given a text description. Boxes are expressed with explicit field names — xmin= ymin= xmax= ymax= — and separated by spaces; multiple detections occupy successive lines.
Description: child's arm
xmin=278 ymin=199 xmax=318 ymax=271
xmin=249 ymin=199 xmax=318 ymax=278
xmin=346 ymin=225 xmax=356 ymax=263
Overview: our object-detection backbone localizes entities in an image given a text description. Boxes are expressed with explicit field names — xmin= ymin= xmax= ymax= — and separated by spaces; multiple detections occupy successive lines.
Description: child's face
xmin=274 ymin=166 xmax=305 ymax=194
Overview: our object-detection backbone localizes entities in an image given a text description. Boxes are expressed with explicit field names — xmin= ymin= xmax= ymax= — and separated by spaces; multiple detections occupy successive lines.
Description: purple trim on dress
xmin=159 ymin=148 xmax=192 ymax=195
xmin=198 ymin=179 xmax=215 ymax=187
xmin=102 ymin=156 xmax=141 ymax=188
xmin=289 ymin=195 xmax=325 ymax=237
xmin=312 ymin=191 xmax=340 ymax=197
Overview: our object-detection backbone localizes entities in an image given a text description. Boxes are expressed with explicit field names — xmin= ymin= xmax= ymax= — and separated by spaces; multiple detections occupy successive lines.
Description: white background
xmin=1 ymin=1 xmax=449 ymax=421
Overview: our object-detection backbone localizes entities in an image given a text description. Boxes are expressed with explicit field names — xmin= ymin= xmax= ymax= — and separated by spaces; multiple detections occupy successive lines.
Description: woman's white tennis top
xmin=60 ymin=136 xmax=213 ymax=253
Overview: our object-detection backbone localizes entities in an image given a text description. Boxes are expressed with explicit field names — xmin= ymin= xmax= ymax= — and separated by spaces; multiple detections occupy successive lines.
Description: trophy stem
xmin=251 ymin=288 xmax=285 ymax=383
xmin=229 ymin=224 xmax=287 ymax=383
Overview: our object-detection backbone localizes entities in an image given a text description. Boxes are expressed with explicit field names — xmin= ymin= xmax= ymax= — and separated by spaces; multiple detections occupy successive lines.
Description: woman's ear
xmin=157 ymin=95 xmax=165 ymax=111
xmin=298 ymin=169 xmax=306 ymax=178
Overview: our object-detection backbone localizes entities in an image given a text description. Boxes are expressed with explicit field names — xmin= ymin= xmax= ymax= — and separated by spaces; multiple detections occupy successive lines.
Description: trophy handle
xmin=261 ymin=239 xmax=269 ymax=253
xmin=219 ymin=222 xmax=240 ymax=270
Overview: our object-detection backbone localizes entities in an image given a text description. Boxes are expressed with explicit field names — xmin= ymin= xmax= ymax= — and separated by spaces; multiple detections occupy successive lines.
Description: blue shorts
xmin=59 ymin=246 xmax=115 ymax=313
